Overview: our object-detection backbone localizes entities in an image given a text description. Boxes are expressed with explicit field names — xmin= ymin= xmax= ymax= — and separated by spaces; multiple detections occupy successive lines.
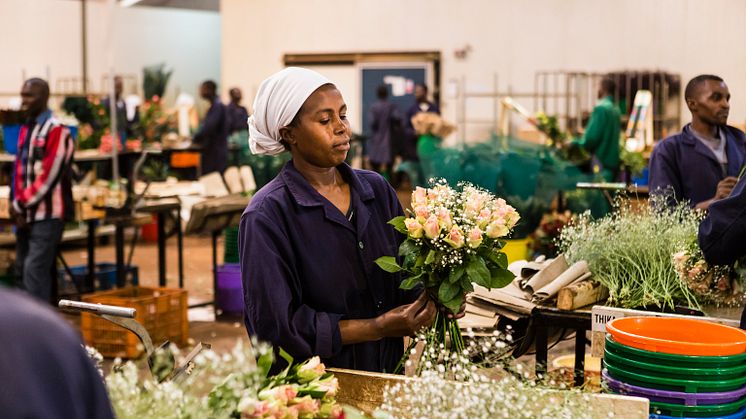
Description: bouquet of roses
xmin=375 ymin=180 xmax=519 ymax=370
xmin=672 ymin=240 xmax=745 ymax=306
xmin=210 ymin=349 xmax=344 ymax=419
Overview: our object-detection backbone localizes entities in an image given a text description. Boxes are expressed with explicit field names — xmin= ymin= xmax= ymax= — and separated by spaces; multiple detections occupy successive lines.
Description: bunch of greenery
xmin=558 ymin=197 xmax=702 ymax=310
xmin=143 ymin=63 xmax=173 ymax=100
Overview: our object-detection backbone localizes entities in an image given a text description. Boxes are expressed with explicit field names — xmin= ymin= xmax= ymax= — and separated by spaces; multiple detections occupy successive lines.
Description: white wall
xmin=222 ymin=0 xmax=746 ymax=141
xmin=0 ymin=0 xmax=220 ymax=106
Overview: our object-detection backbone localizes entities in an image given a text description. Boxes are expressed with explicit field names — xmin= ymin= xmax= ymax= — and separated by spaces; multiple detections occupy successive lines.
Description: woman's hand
xmin=442 ymin=297 xmax=467 ymax=320
xmin=377 ymin=292 xmax=437 ymax=338
xmin=339 ymin=293 xmax=436 ymax=345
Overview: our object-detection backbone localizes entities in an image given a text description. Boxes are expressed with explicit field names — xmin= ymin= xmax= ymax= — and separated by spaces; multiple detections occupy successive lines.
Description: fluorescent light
xmin=119 ymin=0 xmax=143 ymax=7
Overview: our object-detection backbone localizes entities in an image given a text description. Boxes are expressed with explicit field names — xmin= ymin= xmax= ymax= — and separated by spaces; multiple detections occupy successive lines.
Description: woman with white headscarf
xmin=239 ymin=67 xmax=437 ymax=373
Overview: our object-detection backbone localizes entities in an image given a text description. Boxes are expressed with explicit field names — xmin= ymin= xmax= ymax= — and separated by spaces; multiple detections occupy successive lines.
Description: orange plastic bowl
xmin=606 ymin=317 xmax=746 ymax=356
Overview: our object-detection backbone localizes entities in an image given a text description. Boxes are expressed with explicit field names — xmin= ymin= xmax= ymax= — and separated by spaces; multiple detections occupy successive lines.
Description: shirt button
xmin=376 ymin=300 xmax=383 ymax=309
xmin=358 ymin=241 xmax=364 ymax=250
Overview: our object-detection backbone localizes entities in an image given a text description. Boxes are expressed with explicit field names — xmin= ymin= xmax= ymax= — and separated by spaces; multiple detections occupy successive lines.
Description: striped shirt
xmin=12 ymin=110 xmax=74 ymax=223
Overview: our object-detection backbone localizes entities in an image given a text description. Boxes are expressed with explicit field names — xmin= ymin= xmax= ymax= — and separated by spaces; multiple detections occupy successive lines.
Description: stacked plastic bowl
xmin=603 ymin=317 xmax=746 ymax=419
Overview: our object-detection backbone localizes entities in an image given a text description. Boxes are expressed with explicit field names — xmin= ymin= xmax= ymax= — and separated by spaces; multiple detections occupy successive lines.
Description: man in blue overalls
xmin=699 ymin=174 xmax=746 ymax=328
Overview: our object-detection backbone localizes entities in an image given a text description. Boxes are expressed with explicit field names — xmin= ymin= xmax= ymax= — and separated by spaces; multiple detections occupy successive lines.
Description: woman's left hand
xmin=445 ymin=299 xmax=467 ymax=320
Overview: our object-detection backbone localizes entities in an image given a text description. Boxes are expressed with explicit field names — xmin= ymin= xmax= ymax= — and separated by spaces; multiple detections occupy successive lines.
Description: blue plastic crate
xmin=60 ymin=263 xmax=139 ymax=291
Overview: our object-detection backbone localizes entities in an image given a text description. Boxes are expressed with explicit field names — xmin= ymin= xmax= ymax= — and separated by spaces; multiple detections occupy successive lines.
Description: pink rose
xmin=405 ymin=218 xmax=424 ymax=239
xmin=436 ymin=208 xmax=453 ymax=229
xmin=290 ymin=396 xmax=320 ymax=416
xmin=412 ymin=186 xmax=428 ymax=206
xmin=414 ymin=205 xmax=429 ymax=221
xmin=476 ymin=209 xmax=492 ymax=228
xmin=297 ymin=356 xmax=325 ymax=382
xmin=423 ymin=215 xmax=441 ymax=239
xmin=444 ymin=226 xmax=465 ymax=249
xmin=314 ymin=376 xmax=339 ymax=397
xmin=486 ymin=220 xmax=509 ymax=238
xmin=467 ymin=227 xmax=483 ymax=248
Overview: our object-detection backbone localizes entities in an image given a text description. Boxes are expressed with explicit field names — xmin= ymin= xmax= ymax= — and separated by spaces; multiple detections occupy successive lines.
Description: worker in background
xmin=698 ymin=173 xmax=746 ymax=328
xmin=402 ymin=83 xmax=439 ymax=163
xmin=649 ymin=75 xmax=746 ymax=209
xmin=226 ymin=87 xmax=249 ymax=134
xmin=367 ymin=84 xmax=401 ymax=177
xmin=12 ymin=78 xmax=74 ymax=303
xmin=0 ymin=288 xmax=115 ymax=418
xmin=101 ymin=75 xmax=139 ymax=141
xmin=192 ymin=79 xmax=228 ymax=175
xmin=573 ymin=78 xmax=622 ymax=181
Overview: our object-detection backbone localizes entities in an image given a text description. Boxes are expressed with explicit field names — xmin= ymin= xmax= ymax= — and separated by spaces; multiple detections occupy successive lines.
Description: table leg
xmin=157 ymin=212 xmax=166 ymax=287
xmin=115 ymin=224 xmax=125 ymax=288
xmin=176 ymin=209 xmax=184 ymax=288
xmin=86 ymin=220 xmax=96 ymax=291
xmin=574 ymin=330 xmax=586 ymax=387
xmin=212 ymin=229 xmax=219 ymax=314
xmin=535 ymin=325 xmax=548 ymax=379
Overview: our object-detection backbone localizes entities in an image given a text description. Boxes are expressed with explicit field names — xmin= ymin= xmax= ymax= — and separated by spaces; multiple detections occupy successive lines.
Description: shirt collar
xmin=682 ymin=123 xmax=724 ymax=145
xmin=29 ymin=109 xmax=52 ymax=126
xmin=281 ymin=160 xmax=375 ymax=207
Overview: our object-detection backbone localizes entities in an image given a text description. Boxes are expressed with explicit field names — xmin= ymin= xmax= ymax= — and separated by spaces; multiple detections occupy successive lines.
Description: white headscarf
xmin=248 ymin=67 xmax=332 ymax=155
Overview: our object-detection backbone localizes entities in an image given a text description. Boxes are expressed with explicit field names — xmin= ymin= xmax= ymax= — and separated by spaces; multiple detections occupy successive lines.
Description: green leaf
xmin=424 ymin=249 xmax=436 ymax=265
xmin=489 ymin=251 xmax=509 ymax=269
xmin=375 ymin=256 xmax=402 ymax=273
xmin=425 ymin=272 xmax=439 ymax=288
xmin=448 ymin=265 xmax=465 ymax=284
xmin=388 ymin=216 xmax=407 ymax=234
xmin=489 ymin=267 xmax=516 ymax=289
xmin=438 ymin=281 xmax=460 ymax=303
xmin=399 ymin=240 xmax=419 ymax=256
xmin=278 ymin=347 xmax=294 ymax=366
xmin=424 ymin=250 xmax=436 ymax=265
xmin=466 ymin=257 xmax=491 ymax=287
xmin=256 ymin=351 xmax=273 ymax=377
xmin=415 ymin=254 xmax=426 ymax=268
xmin=403 ymin=252 xmax=417 ymax=270
xmin=442 ymin=294 xmax=464 ymax=314
xmin=400 ymin=272 xmax=424 ymax=290
xmin=461 ymin=276 xmax=474 ymax=293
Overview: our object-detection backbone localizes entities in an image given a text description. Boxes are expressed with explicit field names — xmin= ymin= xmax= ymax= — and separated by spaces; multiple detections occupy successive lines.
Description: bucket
xmin=502 ymin=237 xmax=531 ymax=263
xmin=216 ymin=263 xmax=243 ymax=314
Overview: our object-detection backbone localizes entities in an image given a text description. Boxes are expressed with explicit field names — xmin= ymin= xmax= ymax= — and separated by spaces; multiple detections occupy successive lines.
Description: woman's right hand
xmin=376 ymin=292 xmax=436 ymax=338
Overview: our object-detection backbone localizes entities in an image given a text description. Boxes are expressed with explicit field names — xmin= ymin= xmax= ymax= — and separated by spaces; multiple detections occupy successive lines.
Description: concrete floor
xmin=60 ymin=233 xmax=252 ymax=356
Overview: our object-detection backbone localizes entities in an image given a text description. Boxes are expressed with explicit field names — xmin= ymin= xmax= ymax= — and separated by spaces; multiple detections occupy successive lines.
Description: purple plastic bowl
xmin=603 ymin=369 xmax=746 ymax=406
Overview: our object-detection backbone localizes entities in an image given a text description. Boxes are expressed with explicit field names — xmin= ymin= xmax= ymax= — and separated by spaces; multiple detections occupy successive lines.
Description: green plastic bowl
xmin=603 ymin=361 xmax=746 ymax=393
xmin=604 ymin=347 xmax=746 ymax=380
xmin=605 ymin=335 xmax=746 ymax=368
xmin=649 ymin=396 xmax=746 ymax=417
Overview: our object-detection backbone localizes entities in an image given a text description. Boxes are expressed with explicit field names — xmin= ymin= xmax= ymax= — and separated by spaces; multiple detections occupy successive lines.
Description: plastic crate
xmin=170 ymin=151 xmax=201 ymax=168
xmin=80 ymin=286 xmax=188 ymax=358
xmin=224 ymin=226 xmax=239 ymax=263
xmin=59 ymin=263 xmax=139 ymax=291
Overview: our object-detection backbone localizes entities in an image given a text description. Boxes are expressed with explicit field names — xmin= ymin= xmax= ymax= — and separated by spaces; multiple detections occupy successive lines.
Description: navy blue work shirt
xmin=239 ymin=160 xmax=416 ymax=373
xmin=649 ymin=124 xmax=746 ymax=207
xmin=0 ymin=289 xmax=114 ymax=419
xmin=699 ymin=174 xmax=746 ymax=328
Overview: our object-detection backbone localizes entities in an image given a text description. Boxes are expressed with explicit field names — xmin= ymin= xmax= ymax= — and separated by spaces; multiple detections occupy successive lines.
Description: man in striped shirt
xmin=11 ymin=78 xmax=74 ymax=302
